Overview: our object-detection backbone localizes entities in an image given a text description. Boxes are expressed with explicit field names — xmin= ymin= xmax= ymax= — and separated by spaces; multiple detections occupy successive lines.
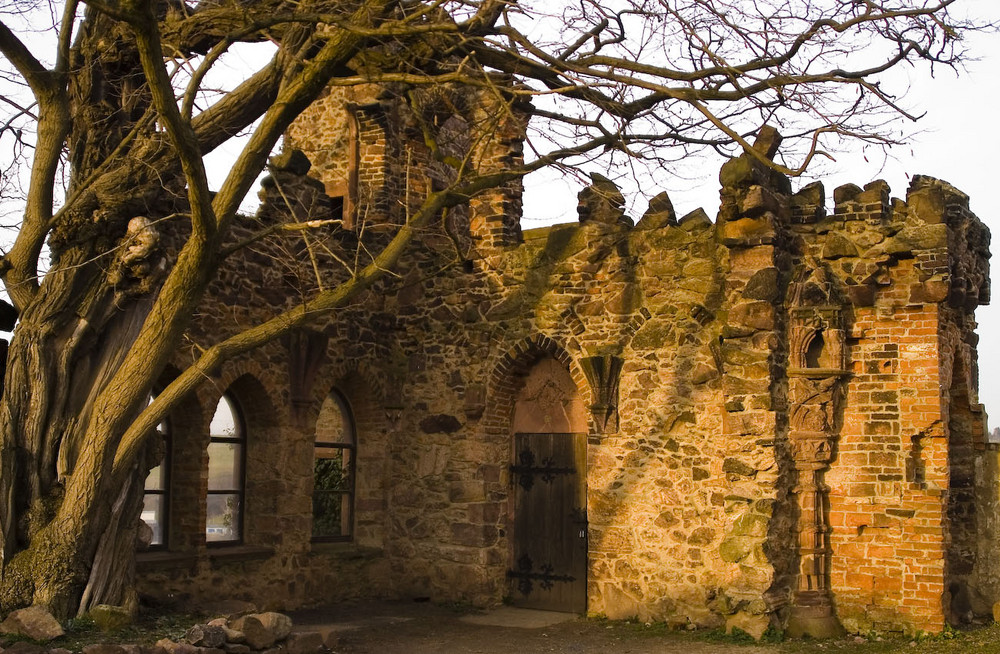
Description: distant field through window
xmin=207 ymin=393 xmax=245 ymax=544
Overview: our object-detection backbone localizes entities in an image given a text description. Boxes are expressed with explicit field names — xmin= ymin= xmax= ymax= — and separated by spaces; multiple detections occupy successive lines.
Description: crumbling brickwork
xmin=135 ymin=87 xmax=995 ymax=638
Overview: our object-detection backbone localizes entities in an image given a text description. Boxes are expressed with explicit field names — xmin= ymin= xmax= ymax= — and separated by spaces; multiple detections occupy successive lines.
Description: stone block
xmin=909 ymin=279 xmax=950 ymax=304
xmin=739 ymin=186 xmax=781 ymax=217
xmin=727 ymin=301 xmax=776 ymax=332
xmin=89 ymin=604 xmax=133 ymax=632
xmin=0 ymin=605 xmax=65 ymax=641
xmin=823 ymin=232 xmax=860 ymax=259
xmin=834 ymin=183 xmax=862 ymax=205
xmin=228 ymin=616 xmax=275 ymax=651
xmin=741 ymin=268 xmax=780 ymax=302
xmin=678 ymin=208 xmax=712 ymax=231
xmin=636 ymin=191 xmax=676 ymax=230
xmin=185 ymin=625 xmax=227 ymax=648
xmin=419 ymin=414 xmax=462 ymax=434
xmin=721 ymin=217 xmax=774 ymax=245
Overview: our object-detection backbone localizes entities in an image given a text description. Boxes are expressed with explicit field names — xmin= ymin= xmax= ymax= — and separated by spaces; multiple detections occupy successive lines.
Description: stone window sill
xmin=309 ymin=542 xmax=383 ymax=561
xmin=136 ymin=550 xmax=199 ymax=571
xmin=208 ymin=545 xmax=275 ymax=565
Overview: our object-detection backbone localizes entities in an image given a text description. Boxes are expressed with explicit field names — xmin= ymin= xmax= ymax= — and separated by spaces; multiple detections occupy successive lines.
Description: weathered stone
xmin=727 ymin=301 xmax=776 ymax=332
xmin=0 ymin=606 xmax=64 ymax=641
xmin=741 ymin=268 xmax=780 ymax=302
xmin=89 ymin=605 xmax=133 ymax=632
xmin=688 ymin=527 xmax=715 ymax=545
xmin=752 ymin=125 xmax=783 ymax=159
xmin=227 ymin=617 xmax=274 ymax=651
xmin=722 ymin=458 xmax=756 ymax=478
xmin=578 ymin=173 xmax=627 ymax=226
xmin=720 ymin=217 xmax=774 ymax=245
xmin=822 ymin=233 xmax=859 ymax=259
xmin=678 ymin=207 xmax=712 ymax=230
xmin=833 ymin=183 xmax=862 ymax=204
xmin=185 ymin=625 xmax=227 ymax=649
xmin=636 ymin=191 xmax=676 ymax=230
xmin=725 ymin=612 xmax=770 ymax=641
xmin=418 ymin=414 xmax=462 ymax=434
xmin=252 ymin=613 xmax=292 ymax=643
xmin=739 ymin=186 xmax=781 ymax=217
xmin=910 ymin=279 xmax=950 ymax=304
xmin=222 ymin=645 xmax=250 ymax=654
xmin=793 ymin=181 xmax=825 ymax=207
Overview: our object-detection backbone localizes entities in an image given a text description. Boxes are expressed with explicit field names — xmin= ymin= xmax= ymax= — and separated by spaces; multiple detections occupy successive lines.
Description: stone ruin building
xmin=135 ymin=80 xmax=998 ymax=639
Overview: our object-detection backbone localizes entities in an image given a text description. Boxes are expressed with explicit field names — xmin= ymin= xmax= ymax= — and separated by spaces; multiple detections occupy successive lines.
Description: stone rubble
xmin=0 ymin=612 xmax=325 ymax=654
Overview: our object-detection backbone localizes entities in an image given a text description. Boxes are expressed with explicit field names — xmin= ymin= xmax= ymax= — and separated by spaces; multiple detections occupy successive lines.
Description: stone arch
xmin=201 ymin=370 xmax=281 ymax=548
xmin=484 ymin=335 xmax=590 ymax=439
xmin=306 ymin=361 xmax=388 ymax=548
xmin=152 ymin=365 xmax=205 ymax=553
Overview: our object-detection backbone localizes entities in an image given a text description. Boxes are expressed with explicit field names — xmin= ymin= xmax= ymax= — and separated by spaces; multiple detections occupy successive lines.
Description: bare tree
xmin=0 ymin=0 xmax=980 ymax=617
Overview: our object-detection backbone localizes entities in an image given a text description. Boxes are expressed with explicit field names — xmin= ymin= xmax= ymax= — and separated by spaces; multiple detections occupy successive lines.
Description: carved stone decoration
xmin=284 ymin=329 xmax=329 ymax=426
xmin=784 ymin=260 xmax=848 ymax=639
xmin=579 ymin=355 xmax=624 ymax=434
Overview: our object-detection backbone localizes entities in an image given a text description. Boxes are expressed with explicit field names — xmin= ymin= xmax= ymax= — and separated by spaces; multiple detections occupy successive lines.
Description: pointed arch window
xmin=207 ymin=393 xmax=245 ymax=544
xmin=313 ymin=390 xmax=355 ymax=541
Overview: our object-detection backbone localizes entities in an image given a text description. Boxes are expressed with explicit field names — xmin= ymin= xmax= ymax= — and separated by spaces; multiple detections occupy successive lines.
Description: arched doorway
xmin=509 ymin=357 xmax=588 ymax=612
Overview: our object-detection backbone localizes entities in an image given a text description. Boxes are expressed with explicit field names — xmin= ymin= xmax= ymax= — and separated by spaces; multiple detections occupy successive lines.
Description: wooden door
xmin=509 ymin=432 xmax=587 ymax=613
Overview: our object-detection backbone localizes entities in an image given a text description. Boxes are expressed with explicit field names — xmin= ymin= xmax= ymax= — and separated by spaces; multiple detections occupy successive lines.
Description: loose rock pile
xmin=158 ymin=612 xmax=330 ymax=654
xmin=0 ymin=608 xmax=334 ymax=654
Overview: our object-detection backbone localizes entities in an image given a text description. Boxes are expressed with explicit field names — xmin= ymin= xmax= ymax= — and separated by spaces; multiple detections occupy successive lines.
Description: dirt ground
xmin=287 ymin=601 xmax=1000 ymax=654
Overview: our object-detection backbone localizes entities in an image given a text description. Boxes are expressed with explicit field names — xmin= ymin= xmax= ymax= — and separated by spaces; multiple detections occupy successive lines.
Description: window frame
xmin=311 ymin=389 xmax=356 ymax=543
xmin=206 ymin=392 xmax=247 ymax=547
xmin=141 ymin=400 xmax=171 ymax=550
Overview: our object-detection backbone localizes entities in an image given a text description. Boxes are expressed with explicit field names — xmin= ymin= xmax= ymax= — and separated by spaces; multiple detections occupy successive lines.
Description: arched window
xmin=207 ymin=393 xmax=245 ymax=544
xmin=142 ymin=396 xmax=170 ymax=548
xmin=313 ymin=390 xmax=355 ymax=541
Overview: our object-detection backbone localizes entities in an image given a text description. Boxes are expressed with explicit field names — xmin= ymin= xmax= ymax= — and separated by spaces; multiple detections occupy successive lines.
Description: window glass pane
xmin=210 ymin=395 xmax=239 ymax=439
xmin=142 ymin=494 xmax=165 ymax=546
xmin=144 ymin=462 xmax=165 ymax=491
xmin=206 ymin=493 xmax=241 ymax=542
xmin=312 ymin=490 xmax=348 ymax=538
xmin=314 ymin=448 xmax=351 ymax=492
xmin=207 ymin=442 xmax=242 ymax=491
xmin=315 ymin=393 xmax=352 ymax=445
